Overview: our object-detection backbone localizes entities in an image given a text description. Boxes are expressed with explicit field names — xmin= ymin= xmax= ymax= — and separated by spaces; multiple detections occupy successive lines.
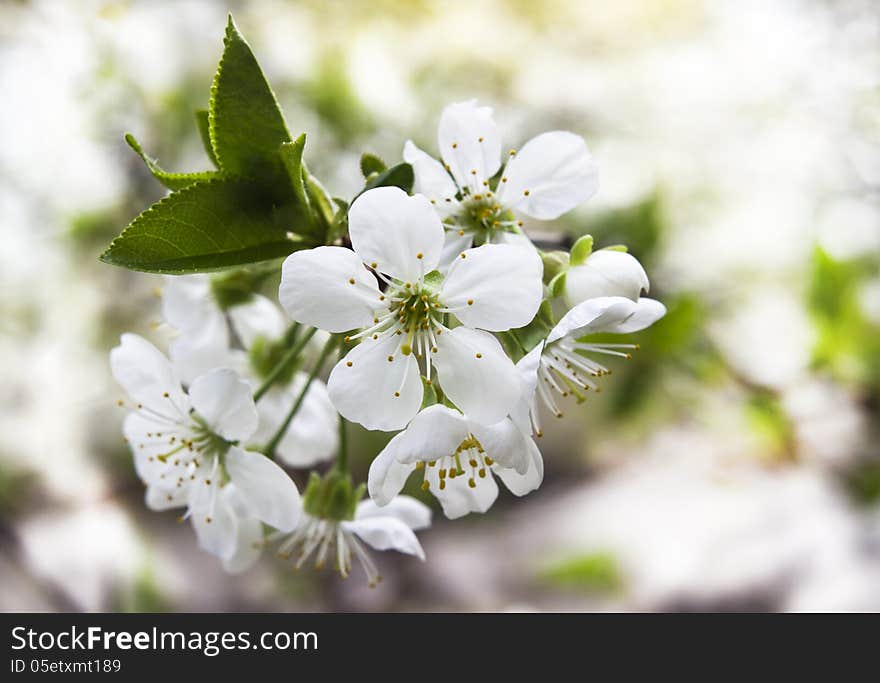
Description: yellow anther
xmin=439 ymin=480 xmax=446 ymax=490
xmin=459 ymin=230 xmax=465 ymax=236
xmin=523 ymin=189 xmax=530 ymax=196
xmin=470 ymin=169 xmax=477 ymax=175
xmin=349 ymin=278 xmax=356 ymax=284
xmin=501 ymin=177 xmax=508 ymax=183
xmin=205 ymin=516 xmax=212 ymax=524
xmin=415 ymin=461 xmax=424 ymax=469
xmin=371 ymin=262 xmax=378 ymax=268
xmin=438 ymin=468 xmax=447 ymax=478
xmin=421 ymin=480 xmax=430 ymax=491
xmin=460 ymin=253 xmax=467 ymax=259
xmin=387 ymin=355 xmax=394 ymax=362
xmin=379 ymin=294 xmax=385 ymax=301
xmin=452 ymin=142 xmax=458 ymax=149
xmin=346 ymin=361 xmax=353 ymax=367
xmin=468 ymin=478 xmax=476 ymax=488
xmin=467 ymin=298 xmax=474 ymax=305
xmin=475 ymin=353 xmax=482 ymax=359
xmin=394 ymin=391 xmax=400 ymax=397
xmin=478 ymin=468 xmax=486 ymax=478
xmin=478 ymin=136 xmax=484 ymax=142
xmin=469 ymin=459 xmax=478 ymax=468
xmin=484 ymin=456 xmax=494 ymax=465
xmin=417 ymin=252 xmax=423 ymax=259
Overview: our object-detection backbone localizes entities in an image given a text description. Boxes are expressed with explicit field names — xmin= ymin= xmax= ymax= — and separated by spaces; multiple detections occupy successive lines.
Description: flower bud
xmin=563 ymin=249 xmax=649 ymax=306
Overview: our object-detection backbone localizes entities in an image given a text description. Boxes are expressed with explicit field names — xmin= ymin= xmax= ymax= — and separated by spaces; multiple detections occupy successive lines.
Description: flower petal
xmin=510 ymin=341 xmax=543 ymax=436
xmin=144 ymin=485 xmax=187 ymax=511
xmin=367 ymin=438 xmax=416 ymax=506
xmin=222 ymin=513 xmax=263 ymax=574
xmin=343 ymin=516 xmax=425 ymax=560
xmin=228 ymin=294 xmax=288 ymax=348
xmin=470 ymin=417 xmax=531 ymax=474
xmin=327 ymin=335 xmax=423 ymax=431
xmin=349 ymin=187 xmax=444 ymax=282
xmin=437 ymin=229 xmax=475 ymax=271
xmin=494 ymin=437 xmax=544 ymax=496
xmin=433 ymin=327 xmax=520 ymax=424
xmin=563 ymin=249 xmax=649 ymax=305
xmin=403 ymin=140 xmax=459 ymax=216
xmin=441 ymin=243 xmax=543 ymax=331
xmin=280 ymin=246 xmax=382 ymax=333
xmin=161 ymin=275 xmax=223 ymax=334
xmin=603 ymin=297 xmax=667 ymax=334
xmin=387 ymin=404 xmax=470 ymax=465
xmin=438 ymin=100 xmax=501 ymax=193
xmin=110 ymin=333 xmax=189 ymax=418
xmin=355 ymin=495 xmax=432 ymax=531
xmin=169 ymin=334 xmax=232 ymax=386
xmin=254 ymin=376 xmax=338 ymax=468
xmin=225 ymin=446 xmax=301 ymax=532
xmin=188 ymin=368 xmax=258 ymax=442
xmin=498 ymin=131 xmax=599 ymax=219
xmin=192 ymin=491 xmax=239 ymax=561
xmin=547 ymin=296 xmax=637 ymax=344
xmin=426 ymin=467 xmax=499 ymax=519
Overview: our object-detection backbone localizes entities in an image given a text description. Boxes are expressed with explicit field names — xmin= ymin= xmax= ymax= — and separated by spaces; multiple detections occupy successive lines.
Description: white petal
xmin=441 ymin=243 xmax=543 ymax=331
xmin=144 ymin=485 xmax=187 ymax=511
xmin=367 ymin=439 xmax=416 ymax=506
xmin=348 ymin=187 xmax=444 ymax=282
xmin=110 ymin=333 xmax=189 ymax=418
xmin=280 ymin=246 xmax=382 ymax=333
xmin=470 ymin=417 xmax=531 ymax=474
xmin=192 ymin=491 xmax=239 ymax=561
xmin=603 ymin=297 xmax=667 ymax=334
xmin=222 ymin=513 xmax=263 ymax=574
xmin=220 ymin=488 xmax=265 ymax=573
xmin=254 ymin=376 xmax=339 ymax=468
xmin=327 ymin=335 xmax=423 ymax=431
xmin=343 ymin=516 xmax=425 ymax=560
xmin=498 ymin=131 xmax=598 ymax=219
xmin=547 ymin=296 xmax=637 ymax=344
xmin=510 ymin=342 xmax=543 ymax=435
xmin=228 ymin=294 xmax=288 ymax=348
xmin=437 ymin=100 xmax=501 ymax=193
xmin=563 ymin=250 xmax=649 ymax=306
xmin=161 ymin=275 xmax=220 ymax=333
xmin=403 ymin=140 xmax=459 ymax=216
xmin=225 ymin=446 xmax=301 ymax=531
xmin=494 ymin=437 xmax=544 ymax=496
xmin=427 ymin=467 xmax=498 ymax=519
xmin=355 ymin=495 xmax=432 ymax=531
xmin=385 ymin=404 xmax=470 ymax=465
xmin=169 ymin=333 xmax=231 ymax=386
xmin=437 ymin=230 xmax=475 ymax=272
xmin=123 ymin=412 xmax=187 ymax=486
xmin=188 ymin=368 xmax=258 ymax=441
xmin=433 ymin=327 xmax=520 ymax=424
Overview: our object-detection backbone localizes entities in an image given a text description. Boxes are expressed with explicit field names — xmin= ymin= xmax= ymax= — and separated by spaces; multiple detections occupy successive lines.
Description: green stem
xmin=253 ymin=326 xmax=316 ymax=402
xmin=263 ymin=338 xmax=337 ymax=458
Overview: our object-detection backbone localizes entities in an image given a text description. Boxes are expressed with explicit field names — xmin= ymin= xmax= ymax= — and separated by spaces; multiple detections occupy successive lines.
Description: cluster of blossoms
xmin=112 ymin=101 xmax=664 ymax=582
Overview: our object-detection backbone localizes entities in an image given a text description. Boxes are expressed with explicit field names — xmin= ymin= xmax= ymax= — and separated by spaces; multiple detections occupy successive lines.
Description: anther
xmin=346 ymin=361 xmax=353 ymax=367
xmin=468 ymin=478 xmax=476 ymax=488
xmin=475 ymin=353 xmax=482 ymax=359
xmin=387 ymin=355 xmax=394 ymax=362
xmin=348 ymin=278 xmax=356 ymax=284
xmin=523 ymin=189 xmax=530 ymax=196
xmin=417 ymin=252 xmax=423 ymax=259
xmin=467 ymin=298 xmax=474 ymax=305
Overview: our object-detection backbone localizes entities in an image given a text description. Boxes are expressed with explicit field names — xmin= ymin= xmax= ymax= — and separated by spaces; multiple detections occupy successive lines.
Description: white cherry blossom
xmin=279 ymin=186 xmax=543 ymax=431
xmin=274 ymin=495 xmax=431 ymax=586
xmin=404 ymin=100 xmax=599 ymax=261
xmin=368 ymin=404 xmax=543 ymax=520
xmin=563 ymin=249 xmax=650 ymax=307
xmin=161 ymin=278 xmax=338 ymax=468
xmin=530 ymin=296 xmax=666 ymax=427
xmin=111 ymin=333 xmax=301 ymax=566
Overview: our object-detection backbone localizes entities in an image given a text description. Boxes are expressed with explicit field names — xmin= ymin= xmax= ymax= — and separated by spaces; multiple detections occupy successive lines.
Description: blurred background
xmin=2 ymin=0 xmax=879 ymax=612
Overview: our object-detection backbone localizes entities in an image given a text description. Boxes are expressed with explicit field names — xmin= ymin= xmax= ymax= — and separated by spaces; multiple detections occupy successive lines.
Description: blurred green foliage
xmin=540 ymin=552 xmax=624 ymax=594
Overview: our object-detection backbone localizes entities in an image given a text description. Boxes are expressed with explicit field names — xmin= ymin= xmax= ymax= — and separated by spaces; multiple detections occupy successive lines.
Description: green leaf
xmin=100 ymin=179 xmax=304 ymax=274
xmin=547 ymin=270 xmax=567 ymax=299
xmin=360 ymin=152 xmax=387 ymax=178
xmin=569 ymin=234 xmax=593 ymax=266
xmin=194 ymin=109 xmax=219 ymax=168
xmin=358 ymin=162 xmax=414 ymax=197
xmin=279 ymin=135 xmax=313 ymax=226
xmin=125 ymin=133 xmax=218 ymax=191
xmin=209 ymin=16 xmax=291 ymax=181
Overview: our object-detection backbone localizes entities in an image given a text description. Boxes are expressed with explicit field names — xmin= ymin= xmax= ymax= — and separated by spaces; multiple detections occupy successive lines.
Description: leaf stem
xmin=263 ymin=337 xmax=337 ymax=458
xmin=253 ymin=326 xmax=315 ymax=402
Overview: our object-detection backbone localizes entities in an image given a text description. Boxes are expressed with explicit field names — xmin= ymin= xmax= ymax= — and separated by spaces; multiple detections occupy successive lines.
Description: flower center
xmin=417 ymin=434 xmax=495 ymax=492
xmin=450 ymin=195 xmax=521 ymax=245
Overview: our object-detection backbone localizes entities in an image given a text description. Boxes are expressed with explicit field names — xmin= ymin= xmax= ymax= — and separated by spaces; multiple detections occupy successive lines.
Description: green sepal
xmin=420 ymin=376 xmax=438 ymax=410
xmin=422 ymin=269 xmax=444 ymax=291
xmin=569 ymin=234 xmax=594 ymax=266
xmin=540 ymin=249 xmax=570 ymax=285
xmin=602 ymin=244 xmax=629 ymax=252
xmin=302 ymin=470 xmax=363 ymax=522
xmin=124 ymin=133 xmax=218 ymax=190
xmin=548 ymin=270 xmax=567 ymax=299
xmin=360 ymin=152 xmax=387 ymax=178
xmin=357 ymin=162 xmax=414 ymax=198
xmin=511 ymin=312 xmax=553 ymax=356
xmin=194 ymin=109 xmax=220 ymax=168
